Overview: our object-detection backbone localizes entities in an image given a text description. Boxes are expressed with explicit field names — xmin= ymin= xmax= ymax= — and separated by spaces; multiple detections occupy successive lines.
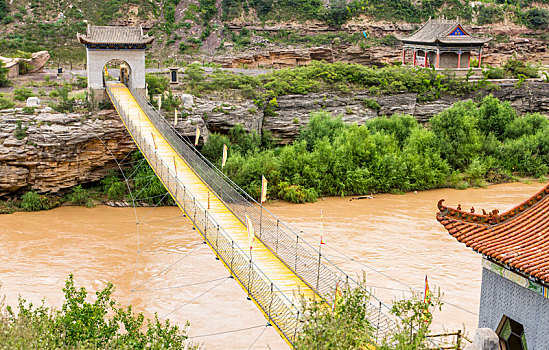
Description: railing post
xmin=456 ymin=329 xmax=462 ymax=350
xmin=294 ymin=236 xmax=299 ymax=272
xmin=204 ymin=209 xmax=208 ymax=236
xmin=268 ymin=282 xmax=273 ymax=325
xmin=275 ymin=219 xmax=279 ymax=254
xmin=230 ymin=241 xmax=234 ymax=273
xmin=293 ymin=311 xmax=300 ymax=343
xmin=376 ymin=301 xmax=381 ymax=342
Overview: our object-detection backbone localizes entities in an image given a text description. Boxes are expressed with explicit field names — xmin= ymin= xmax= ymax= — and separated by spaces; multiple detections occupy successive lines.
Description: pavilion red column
xmin=478 ymin=49 xmax=482 ymax=68
xmin=413 ymin=50 xmax=416 ymax=66
xmin=402 ymin=48 xmax=406 ymax=65
xmin=436 ymin=49 xmax=440 ymax=69
xmin=424 ymin=51 xmax=427 ymax=67
xmin=457 ymin=50 xmax=461 ymax=69
xmin=468 ymin=52 xmax=471 ymax=68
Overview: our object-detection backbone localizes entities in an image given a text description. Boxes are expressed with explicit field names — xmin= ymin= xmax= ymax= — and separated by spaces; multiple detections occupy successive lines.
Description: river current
xmin=0 ymin=182 xmax=544 ymax=349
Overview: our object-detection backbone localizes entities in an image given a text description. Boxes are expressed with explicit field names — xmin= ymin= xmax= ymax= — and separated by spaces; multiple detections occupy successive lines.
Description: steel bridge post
xmin=294 ymin=236 xmax=299 ymax=272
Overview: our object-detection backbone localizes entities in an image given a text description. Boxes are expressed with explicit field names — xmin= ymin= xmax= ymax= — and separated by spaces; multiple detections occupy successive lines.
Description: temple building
xmin=398 ymin=18 xmax=491 ymax=69
xmin=77 ymin=25 xmax=154 ymax=102
xmin=437 ymin=184 xmax=549 ymax=349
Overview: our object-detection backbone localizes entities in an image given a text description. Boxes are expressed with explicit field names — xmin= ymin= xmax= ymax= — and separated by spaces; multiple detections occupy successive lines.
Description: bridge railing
xmin=120 ymin=84 xmax=408 ymax=344
xmin=106 ymin=84 xmax=304 ymax=344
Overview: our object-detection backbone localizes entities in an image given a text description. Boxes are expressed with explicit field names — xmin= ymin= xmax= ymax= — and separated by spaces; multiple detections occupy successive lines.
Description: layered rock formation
xmin=216 ymin=22 xmax=547 ymax=68
xmin=0 ymin=110 xmax=135 ymax=196
xmin=174 ymin=81 xmax=549 ymax=144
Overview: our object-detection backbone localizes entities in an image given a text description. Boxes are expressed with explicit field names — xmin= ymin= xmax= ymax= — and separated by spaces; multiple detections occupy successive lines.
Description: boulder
xmin=465 ymin=328 xmax=500 ymax=350
xmin=28 ymin=51 xmax=50 ymax=73
xmin=26 ymin=97 xmax=40 ymax=108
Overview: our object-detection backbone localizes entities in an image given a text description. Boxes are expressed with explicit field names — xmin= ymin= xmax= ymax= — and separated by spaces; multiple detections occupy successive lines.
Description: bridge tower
xmin=77 ymin=25 xmax=154 ymax=104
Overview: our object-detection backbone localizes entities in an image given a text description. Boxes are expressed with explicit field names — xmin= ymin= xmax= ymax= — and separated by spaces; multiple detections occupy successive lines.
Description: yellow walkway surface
xmin=107 ymin=82 xmax=316 ymax=344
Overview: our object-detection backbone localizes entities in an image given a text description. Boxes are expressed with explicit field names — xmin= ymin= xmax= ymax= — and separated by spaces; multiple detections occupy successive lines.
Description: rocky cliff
xmin=216 ymin=22 xmax=548 ymax=68
xmin=175 ymin=81 xmax=549 ymax=144
xmin=1 ymin=82 xmax=548 ymax=196
xmin=0 ymin=110 xmax=135 ymax=196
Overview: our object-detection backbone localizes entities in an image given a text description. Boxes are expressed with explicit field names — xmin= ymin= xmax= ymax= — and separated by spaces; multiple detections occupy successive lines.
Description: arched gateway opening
xmin=77 ymin=25 xmax=154 ymax=104
xmin=103 ymin=59 xmax=132 ymax=87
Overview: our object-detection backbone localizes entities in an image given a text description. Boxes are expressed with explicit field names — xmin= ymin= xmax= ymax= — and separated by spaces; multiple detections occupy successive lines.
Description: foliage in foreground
xmin=0 ymin=275 xmax=195 ymax=349
xmin=203 ymin=94 xmax=548 ymax=203
xmin=295 ymin=278 xmax=443 ymax=349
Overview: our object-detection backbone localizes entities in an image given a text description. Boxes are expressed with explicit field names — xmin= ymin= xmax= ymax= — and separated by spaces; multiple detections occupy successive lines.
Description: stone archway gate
xmin=77 ymin=25 xmax=154 ymax=102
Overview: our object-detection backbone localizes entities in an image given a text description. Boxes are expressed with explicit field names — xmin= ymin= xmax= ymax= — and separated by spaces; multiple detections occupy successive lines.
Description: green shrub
xmin=0 ymin=59 xmax=9 ymax=87
xmin=483 ymin=66 xmax=505 ymax=79
xmin=14 ymin=120 xmax=28 ymax=140
xmin=13 ymin=87 xmax=34 ymax=101
xmin=0 ymin=95 xmax=14 ymax=109
xmin=363 ymin=98 xmax=381 ymax=110
xmin=66 ymin=185 xmax=94 ymax=207
xmin=20 ymin=191 xmax=56 ymax=211
xmin=0 ymin=275 xmax=195 ymax=348
xmin=504 ymin=59 xmax=539 ymax=79
xmin=522 ymin=8 xmax=549 ymax=30
xmin=145 ymin=74 xmax=169 ymax=100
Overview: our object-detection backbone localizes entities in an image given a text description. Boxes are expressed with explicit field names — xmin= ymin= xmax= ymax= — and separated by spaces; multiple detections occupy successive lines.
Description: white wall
xmin=86 ymin=48 xmax=146 ymax=89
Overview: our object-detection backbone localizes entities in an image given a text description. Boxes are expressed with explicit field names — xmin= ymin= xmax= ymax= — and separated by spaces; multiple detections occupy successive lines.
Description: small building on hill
xmin=77 ymin=25 xmax=154 ymax=102
xmin=398 ymin=18 xmax=491 ymax=69
xmin=437 ymin=184 xmax=549 ymax=349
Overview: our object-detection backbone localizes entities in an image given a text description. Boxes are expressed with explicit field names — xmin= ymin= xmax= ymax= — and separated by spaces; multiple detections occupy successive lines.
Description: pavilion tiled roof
xmin=77 ymin=25 xmax=154 ymax=45
xmin=398 ymin=18 xmax=490 ymax=45
xmin=437 ymin=183 xmax=549 ymax=284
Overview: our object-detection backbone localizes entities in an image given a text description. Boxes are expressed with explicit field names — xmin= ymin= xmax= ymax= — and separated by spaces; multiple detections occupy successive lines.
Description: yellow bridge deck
xmin=107 ymin=82 xmax=316 ymax=345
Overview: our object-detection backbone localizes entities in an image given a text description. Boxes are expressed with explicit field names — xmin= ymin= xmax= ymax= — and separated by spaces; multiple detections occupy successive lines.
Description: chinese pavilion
xmin=437 ymin=184 xmax=549 ymax=349
xmin=398 ymin=18 xmax=491 ymax=69
xmin=77 ymin=25 xmax=154 ymax=102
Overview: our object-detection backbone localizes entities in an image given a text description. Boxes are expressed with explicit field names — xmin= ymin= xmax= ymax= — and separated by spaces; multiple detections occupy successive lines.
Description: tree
xmin=0 ymin=0 xmax=7 ymax=21
xmin=0 ymin=60 xmax=10 ymax=87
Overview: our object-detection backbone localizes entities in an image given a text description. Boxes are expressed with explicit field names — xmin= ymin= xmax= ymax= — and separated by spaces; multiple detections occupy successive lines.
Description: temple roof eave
xmin=436 ymin=183 xmax=549 ymax=284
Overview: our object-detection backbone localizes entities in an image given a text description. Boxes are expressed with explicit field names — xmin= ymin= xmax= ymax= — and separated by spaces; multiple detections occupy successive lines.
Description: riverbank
xmin=1 ymin=182 xmax=544 ymax=348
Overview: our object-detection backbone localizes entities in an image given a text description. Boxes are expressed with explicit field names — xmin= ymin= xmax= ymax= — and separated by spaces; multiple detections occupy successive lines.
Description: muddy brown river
xmin=0 ymin=182 xmax=544 ymax=349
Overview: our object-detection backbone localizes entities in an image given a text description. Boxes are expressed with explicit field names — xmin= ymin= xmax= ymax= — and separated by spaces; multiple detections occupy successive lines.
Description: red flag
xmin=151 ymin=132 xmax=157 ymax=150
xmin=260 ymin=175 xmax=268 ymax=203
xmin=320 ymin=209 xmax=325 ymax=244
xmin=423 ymin=275 xmax=431 ymax=304
xmin=245 ymin=214 xmax=255 ymax=250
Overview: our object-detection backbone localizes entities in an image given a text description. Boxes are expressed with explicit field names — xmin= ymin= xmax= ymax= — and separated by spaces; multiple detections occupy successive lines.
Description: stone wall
xmin=479 ymin=268 xmax=549 ymax=349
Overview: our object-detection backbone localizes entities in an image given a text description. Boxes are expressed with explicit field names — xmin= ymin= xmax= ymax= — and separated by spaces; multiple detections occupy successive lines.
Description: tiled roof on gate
xmin=398 ymin=18 xmax=491 ymax=45
xmin=437 ymin=183 xmax=549 ymax=284
xmin=77 ymin=25 xmax=154 ymax=45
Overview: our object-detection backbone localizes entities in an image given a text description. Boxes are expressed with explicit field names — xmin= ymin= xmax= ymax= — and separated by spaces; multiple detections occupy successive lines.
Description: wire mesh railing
xmin=106 ymin=84 xmax=304 ymax=343
xmin=105 ymin=82 xmax=442 ymax=347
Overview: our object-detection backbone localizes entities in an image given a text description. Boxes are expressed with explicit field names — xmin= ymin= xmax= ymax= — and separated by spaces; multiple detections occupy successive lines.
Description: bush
xmin=522 ymin=8 xmax=549 ymax=30
xmin=483 ymin=66 xmax=505 ymax=79
xmin=145 ymin=74 xmax=169 ymax=100
xmin=0 ymin=95 xmax=14 ymax=109
xmin=0 ymin=275 xmax=196 ymax=349
xmin=0 ymin=60 xmax=9 ymax=87
xmin=504 ymin=59 xmax=538 ymax=79
xmin=66 ymin=185 xmax=94 ymax=207
xmin=295 ymin=278 xmax=442 ymax=349
xmin=20 ymin=191 xmax=56 ymax=211
xmin=13 ymin=87 xmax=34 ymax=101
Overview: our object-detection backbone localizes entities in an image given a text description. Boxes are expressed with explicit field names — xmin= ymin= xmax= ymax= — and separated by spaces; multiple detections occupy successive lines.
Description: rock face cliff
xmin=0 ymin=110 xmax=135 ymax=196
xmin=1 ymin=82 xmax=548 ymax=196
xmin=174 ymin=82 xmax=549 ymax=144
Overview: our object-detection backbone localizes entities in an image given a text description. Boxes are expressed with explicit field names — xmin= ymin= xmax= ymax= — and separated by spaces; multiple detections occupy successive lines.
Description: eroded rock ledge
xmin=0 ymin=110 xmax=135 ymax=196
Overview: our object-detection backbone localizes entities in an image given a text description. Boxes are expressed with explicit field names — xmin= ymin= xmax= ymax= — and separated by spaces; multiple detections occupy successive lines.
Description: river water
xmin=0 ymin=182 xmax=544 ymax=349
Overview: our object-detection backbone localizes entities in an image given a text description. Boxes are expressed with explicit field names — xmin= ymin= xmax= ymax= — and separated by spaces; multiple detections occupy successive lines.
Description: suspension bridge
xmin=104 ymin=81 xmax=400 ymax=346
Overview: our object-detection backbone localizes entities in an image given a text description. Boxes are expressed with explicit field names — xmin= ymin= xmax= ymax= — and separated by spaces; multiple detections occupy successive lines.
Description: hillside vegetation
xmin=0 ymin=0 xmax=546 ymax=65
